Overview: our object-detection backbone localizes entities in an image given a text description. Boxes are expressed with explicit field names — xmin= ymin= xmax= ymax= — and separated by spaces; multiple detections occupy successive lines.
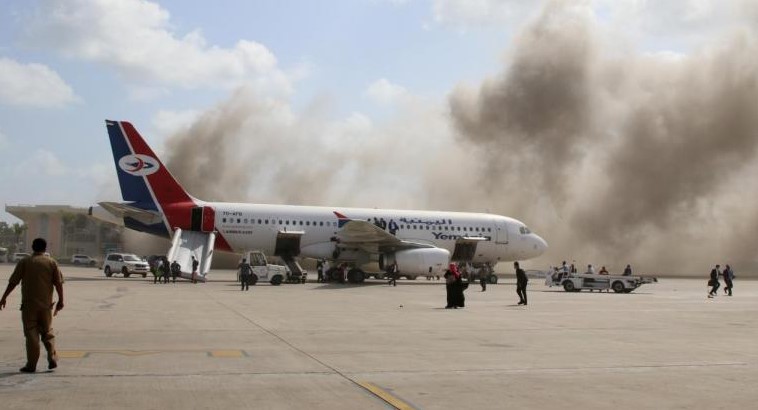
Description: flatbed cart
xmin=546 ymin=271 xmax=657 ymax=293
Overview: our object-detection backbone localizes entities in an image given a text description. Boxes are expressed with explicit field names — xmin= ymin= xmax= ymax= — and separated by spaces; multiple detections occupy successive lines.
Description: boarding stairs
xmin=166 ymin=228 xmax=215 ymax=282
xmin=281 ymin=255 xmax=307 ymax=283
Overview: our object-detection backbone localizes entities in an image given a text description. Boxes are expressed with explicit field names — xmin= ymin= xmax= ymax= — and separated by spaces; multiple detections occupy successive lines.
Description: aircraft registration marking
xmin=357 ymin=381 xmax=415 ymax=410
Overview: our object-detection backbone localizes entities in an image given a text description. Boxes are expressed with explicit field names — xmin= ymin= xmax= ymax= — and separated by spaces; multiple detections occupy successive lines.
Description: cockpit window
xmin=519 ymin=226 xmax=532 ymax=235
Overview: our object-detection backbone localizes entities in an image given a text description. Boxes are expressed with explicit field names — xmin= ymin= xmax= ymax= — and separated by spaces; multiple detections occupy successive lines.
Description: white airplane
xmin=92 ymin=120 xmax=547 ymax=282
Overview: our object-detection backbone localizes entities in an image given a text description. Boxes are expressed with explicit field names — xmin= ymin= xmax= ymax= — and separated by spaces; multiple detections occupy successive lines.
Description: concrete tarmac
xmin=1 ymin=265 xmax=756 ymax=409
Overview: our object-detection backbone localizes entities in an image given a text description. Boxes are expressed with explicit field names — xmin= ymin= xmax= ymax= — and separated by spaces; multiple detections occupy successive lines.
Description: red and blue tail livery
xmin=105 ymin=120 xmax=197 ymax=238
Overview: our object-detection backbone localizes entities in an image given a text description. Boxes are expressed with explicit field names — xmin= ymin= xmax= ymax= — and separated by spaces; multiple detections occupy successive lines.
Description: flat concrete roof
xmin=0 ymin=266 xmax=755 ymax=409
xmin=5 ymin=204 xmax=89 ymax=217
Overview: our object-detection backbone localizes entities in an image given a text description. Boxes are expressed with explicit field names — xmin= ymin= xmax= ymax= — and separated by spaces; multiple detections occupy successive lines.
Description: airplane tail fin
xmin=105 ymin=120 xmax=197 ymax=235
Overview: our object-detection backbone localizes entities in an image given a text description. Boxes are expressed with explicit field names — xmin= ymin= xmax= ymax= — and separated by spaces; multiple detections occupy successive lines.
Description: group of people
xmin=553 ymin=261 xmax=634 ymax=276
xmin=444 ymin=261 xmax=527 ymax=307
xmin=152 ymin=257 xmax=181 ymax=284
xmin=708 ymin=264 xmax=735 ymax=298
xmin=152 ymin=256 xmax=200 ymax=284
xmin=315 ymin=259 xmax=354 ymax=284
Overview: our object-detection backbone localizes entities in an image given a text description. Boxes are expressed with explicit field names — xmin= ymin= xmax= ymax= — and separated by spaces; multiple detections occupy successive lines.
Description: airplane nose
xmin=533 ymin=235 xmax=548 ymax=256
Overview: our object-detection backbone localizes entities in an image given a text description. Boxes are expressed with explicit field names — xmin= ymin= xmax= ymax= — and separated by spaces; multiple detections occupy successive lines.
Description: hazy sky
xmin=0 ymin=0 xmax=752 ymax=223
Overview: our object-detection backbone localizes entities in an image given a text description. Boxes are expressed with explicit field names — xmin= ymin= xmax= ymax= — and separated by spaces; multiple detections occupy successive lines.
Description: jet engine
xmin=382 ymin=248 xmax=450 ymax=276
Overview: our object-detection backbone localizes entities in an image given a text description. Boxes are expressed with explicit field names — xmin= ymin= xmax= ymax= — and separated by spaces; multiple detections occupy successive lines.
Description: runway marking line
xmin=58 ymin=351 xmax=88 ymax=359
xmin=358 ymin=381 xmax=414 ymax=410
xmin=58 ymin=349 xmax=247 ymax=358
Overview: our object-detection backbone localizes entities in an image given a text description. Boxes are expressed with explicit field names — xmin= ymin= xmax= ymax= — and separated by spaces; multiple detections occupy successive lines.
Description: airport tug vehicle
xmin=241 ymin=251 xmax=306 ymax=286
xmin=546 ymin=270 xmax=657 ymax=293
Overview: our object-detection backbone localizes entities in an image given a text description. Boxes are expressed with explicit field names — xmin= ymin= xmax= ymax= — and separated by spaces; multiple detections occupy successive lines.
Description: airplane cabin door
xmin=191 ymin=206 xmax=215 ymax=233
xmin=202 ymin=207 xmax=215 ymax=232
xmin=495 ymin=220 xmax=509 ymax=244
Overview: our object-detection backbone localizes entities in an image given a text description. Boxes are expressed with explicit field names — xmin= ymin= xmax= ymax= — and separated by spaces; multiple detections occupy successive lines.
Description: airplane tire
xmin=405 ymin=275 xmax=417 ymax=281
xmin=271 ymin=275 xmax=283 ymax=286
xmin=612 ymin=281 xmax=625 ymax=293
xmin=563 ymin=281 xmax=575 ymax=292
xmin=327 ymin=267 xmax=341 ymax=281
xmin=488 ymin=274 xmax=498 ymax=284
xmin=347 ymin=268 xmax=365 ymax=283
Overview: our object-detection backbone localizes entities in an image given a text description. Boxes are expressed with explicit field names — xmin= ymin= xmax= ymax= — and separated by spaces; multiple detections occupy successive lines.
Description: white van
xmin=103 ymin=253 xmax=149 ymax=278
xmin=71 ymin=254 xmax=97 ymax=266
xmin=11 ymin=252 xmax=30 ymax=263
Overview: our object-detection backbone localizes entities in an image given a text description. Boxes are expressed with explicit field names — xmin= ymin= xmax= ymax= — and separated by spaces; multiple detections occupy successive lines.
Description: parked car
xmin=71 ymin=254 xmax=97 ymax=266
xmin=103 ymin=253 xmax=149 ymax=278
xmin=11 ymin=252 xmax=30 ymax=262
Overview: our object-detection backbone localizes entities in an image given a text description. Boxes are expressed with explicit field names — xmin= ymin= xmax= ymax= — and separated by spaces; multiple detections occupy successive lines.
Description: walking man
xmin=515 ymin=261 xmax=528 ymax=306
xmin=153 ymin=258 xmax=163 ymax=284
xmin=170 ymin=260 xmax=181 ymax=283
xmin=723 ymin=264 xmax=734 ymax=296
xmin=388 ymin=263 xmax=398 ymax=287
xmin=0 ymin=238 xmax=64 ymax=373
xmin=479 ymin=267 xmax=487 ymax=292
xmin=316 ymin=259 xmax=324 ymax=283
xmin=239 ymin=258 xmax=252 ymax=291
xmin=708 ymin=264 xmax=720 ymax=298
xmin=191 ymin=256 xmax=199 ymax=284
xmin=161 ymin=257 xmax=170 ymax=284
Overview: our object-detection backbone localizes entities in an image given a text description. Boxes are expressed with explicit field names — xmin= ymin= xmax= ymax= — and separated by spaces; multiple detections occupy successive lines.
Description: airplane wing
xmin=335 ymin=213 xmax=435 ymax=253
xmin=97 ymin=202 xmax=164 ymax=226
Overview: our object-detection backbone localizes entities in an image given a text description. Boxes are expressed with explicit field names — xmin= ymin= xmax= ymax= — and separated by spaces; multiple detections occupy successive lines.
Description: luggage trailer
xmin=546 ymin=272 xmax=657 ymax=293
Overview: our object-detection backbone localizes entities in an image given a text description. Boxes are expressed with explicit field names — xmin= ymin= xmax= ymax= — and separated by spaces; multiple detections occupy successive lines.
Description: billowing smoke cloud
xmin=450 ymin=1 xmax=758 ymax=274
xmin=162 ymin=88 xmax=461 ymax=211
xmin=142 ymin=0 xmax=758 ymax=275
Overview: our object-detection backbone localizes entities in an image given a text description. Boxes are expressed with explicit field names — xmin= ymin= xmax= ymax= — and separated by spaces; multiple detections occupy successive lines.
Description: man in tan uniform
xmin=0 ymin=238 xmax=64 ymax=373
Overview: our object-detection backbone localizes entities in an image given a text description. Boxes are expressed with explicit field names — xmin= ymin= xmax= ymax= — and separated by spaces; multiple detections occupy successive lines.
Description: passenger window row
xmin=220 ymin=217 xmax=492 ymax=233
xmin=221 ymin=218 xmax=335 ymax=227
xmin=397 ymin=225 xmax=491 ymax=232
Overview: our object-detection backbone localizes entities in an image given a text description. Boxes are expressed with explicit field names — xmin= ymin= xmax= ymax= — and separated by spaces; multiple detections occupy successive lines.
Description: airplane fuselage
xmin=206 ymin=202 xmax=547 ymax=265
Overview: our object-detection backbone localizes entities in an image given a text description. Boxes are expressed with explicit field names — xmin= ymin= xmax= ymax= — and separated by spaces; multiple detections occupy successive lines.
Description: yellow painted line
xmin=105 ymin=350 xmax=162 ymax=357
xmin=58 ymin=351 xmax=88 ymax=359
xmin=358 ymin=382 xmax=414 ymax=410
xmin=209 ymin=350 xmax=244 ymax=358
xmin=57 ymin=349 xmax=247 ymax=358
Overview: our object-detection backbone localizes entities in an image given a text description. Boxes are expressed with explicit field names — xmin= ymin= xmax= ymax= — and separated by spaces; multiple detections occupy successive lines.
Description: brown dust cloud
xmin=132 ymin=1 xmax=758 ymax=276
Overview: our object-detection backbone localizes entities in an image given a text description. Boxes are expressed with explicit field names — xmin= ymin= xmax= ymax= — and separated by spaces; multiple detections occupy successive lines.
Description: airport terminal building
xmin=5 ymin=204 xmax=123 ymax=259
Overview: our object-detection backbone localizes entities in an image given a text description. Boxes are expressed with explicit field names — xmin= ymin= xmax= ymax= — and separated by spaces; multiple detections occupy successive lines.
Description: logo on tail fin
xmin=118 ymin=154 xmax=160 ymax=176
